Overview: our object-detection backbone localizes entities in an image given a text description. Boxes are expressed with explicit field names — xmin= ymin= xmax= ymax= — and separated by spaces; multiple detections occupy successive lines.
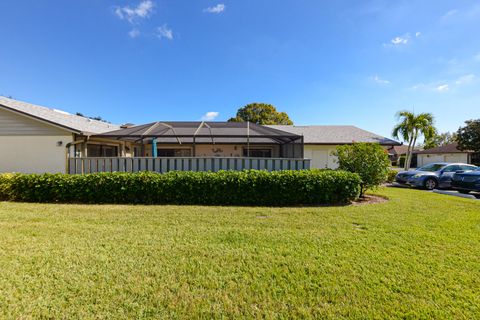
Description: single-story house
xmin=415 ymin=143 xmax=480 ymax=167
xmin=1 ymin=96 xmax=400 ymax=173
xmin=0 ymin=97 xmax=307 ymax=173
xmin=268 ymin=125 xmax=401 ymax=169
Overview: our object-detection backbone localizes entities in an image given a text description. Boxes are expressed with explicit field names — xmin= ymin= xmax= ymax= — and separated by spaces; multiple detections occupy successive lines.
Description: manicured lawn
xmin=0 ymin=188 xmax=479 ymax=319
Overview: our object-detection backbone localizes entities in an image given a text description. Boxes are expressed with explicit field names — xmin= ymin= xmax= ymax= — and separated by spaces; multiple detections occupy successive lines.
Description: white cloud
xmin=455 ymin=74 xmax=475 ymax=85
xmin=383 ymin=32 xmax=424 ymax=47
xmin=442 ymin=9 xmax=458 ymax=20
xmin=157 ymin=24 xmax=173 ymax=40
xmin=115 ymin=0 xmax=155 ymax=24
xmin=411 ymin=75 xmax=475 ymax=92
xmin=410 ymin=83 xmax=425 ymax=90
xmin=128 ymin=28 xmax=141 ymax=38
xmin=383 ymin=34 xmax=411 ymax=47
xmin=201 ymin=111 xmax=219 ymax=121
xmin=436 ymin=84 xmax=449 ymax=92
xmin=372 ymin=75 xmax=390 ymax=84
xmin=391 ymin=35 xmax=409 ymax=45
xmin=204 ymin=4 xmax=226 ymax=14
xmin=441 ymin=6 xmax=480 ymax=22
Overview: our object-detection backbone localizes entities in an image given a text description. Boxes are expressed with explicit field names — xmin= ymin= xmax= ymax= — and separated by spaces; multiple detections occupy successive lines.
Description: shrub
xmin=0 ymin=170 xmax=361 ymax=206
xmin=334 ymin=143 xmax=390 ymax=197
xmin=385 ymin=170 xmax=398 ymax=183
xmin=0 ymin=173 xmax=14 ymax=201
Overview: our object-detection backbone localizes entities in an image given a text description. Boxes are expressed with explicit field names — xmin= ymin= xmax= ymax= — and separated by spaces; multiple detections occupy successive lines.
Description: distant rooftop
xmin=0 ymin=96 xmax=120 ymax=134
xmin=388 ymin=145 xmax=410 ymax=155
xmin=267 ymin=125 xmax=401 ymax=145
xmin=415 ymin=142 xmax=473 ymax=154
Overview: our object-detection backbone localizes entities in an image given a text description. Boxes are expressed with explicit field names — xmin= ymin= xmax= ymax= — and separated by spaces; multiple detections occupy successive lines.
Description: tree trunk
xmin=407 ymin=130 xmax=419 ymax=170
xmin=404 ymin=136 xmax=413 ymax=170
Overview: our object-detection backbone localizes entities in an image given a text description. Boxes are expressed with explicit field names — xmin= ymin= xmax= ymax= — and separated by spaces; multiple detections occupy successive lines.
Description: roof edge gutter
xmin=0 ymin=103 xmax=82 ymax=134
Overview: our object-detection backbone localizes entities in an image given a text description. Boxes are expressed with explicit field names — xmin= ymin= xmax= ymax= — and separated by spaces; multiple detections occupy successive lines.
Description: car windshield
xmin=417 ymin=163 xmax=446 ymax=172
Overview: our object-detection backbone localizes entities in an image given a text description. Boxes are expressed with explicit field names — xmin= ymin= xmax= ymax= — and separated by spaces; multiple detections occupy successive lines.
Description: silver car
xmin=395 ymin=163 xmax=478 ymax=190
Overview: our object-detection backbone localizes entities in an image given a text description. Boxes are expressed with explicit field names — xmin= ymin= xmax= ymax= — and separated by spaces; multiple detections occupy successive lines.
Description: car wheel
xmin=459 ymin=190 xmax=471 ymax=194
xmin=424 ymin=178 xmax=438 ymax=190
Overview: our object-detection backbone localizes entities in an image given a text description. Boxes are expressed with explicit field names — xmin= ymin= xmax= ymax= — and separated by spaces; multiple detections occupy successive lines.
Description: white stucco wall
xmin=417 ymin=153 xmax=469 ymax=167
xmin=0 ymin=135 xmax=73 ymax=173
xmin=304 ymin=144 xmax=394 ymax=169
xmin=304 ymin=145 xmax=339 ymax=169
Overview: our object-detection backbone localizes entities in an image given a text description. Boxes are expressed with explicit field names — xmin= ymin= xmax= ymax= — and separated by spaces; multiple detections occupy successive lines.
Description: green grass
xmin=0 ymin=188 xmax=479 ymax=319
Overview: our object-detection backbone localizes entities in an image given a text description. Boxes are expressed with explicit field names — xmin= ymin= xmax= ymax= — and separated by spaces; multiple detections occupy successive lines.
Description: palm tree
xmin=392 ymin=111 xmax=436 ymax=170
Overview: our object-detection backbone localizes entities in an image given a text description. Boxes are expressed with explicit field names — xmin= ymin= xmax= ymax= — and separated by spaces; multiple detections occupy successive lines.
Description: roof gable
xmin=0 ymin=96 xmax=120 ymax=134
xmin=0 ymin=107 xmax=69 ymax=136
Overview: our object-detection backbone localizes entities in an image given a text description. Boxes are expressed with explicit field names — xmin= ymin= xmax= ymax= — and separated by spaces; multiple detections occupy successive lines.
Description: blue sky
xmin=1 ymin=1 xmax=479 ymax=139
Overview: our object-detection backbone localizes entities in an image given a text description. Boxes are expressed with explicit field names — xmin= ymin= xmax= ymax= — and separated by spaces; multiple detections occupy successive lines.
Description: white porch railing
xmin=67 ymin=157 xmax=311 ymax=174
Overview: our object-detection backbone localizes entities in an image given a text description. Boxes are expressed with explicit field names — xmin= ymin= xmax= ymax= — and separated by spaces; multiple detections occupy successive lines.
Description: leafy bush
xmin=334 ymin=143 xmax=390 ymax=197
xmin=0 ymin=173 xmax=13 ymax=201
xmin=0 ymin=170 xmax=361 ymax=206
xmin=385 ymin=170 xmax=398 ymax=183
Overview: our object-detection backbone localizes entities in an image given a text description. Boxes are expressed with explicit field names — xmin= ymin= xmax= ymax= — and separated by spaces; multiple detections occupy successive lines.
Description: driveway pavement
xmin=432 ymin=189 xmax=480 ymax=200
xmin=388 ymin=183 xmax=480 ymax=200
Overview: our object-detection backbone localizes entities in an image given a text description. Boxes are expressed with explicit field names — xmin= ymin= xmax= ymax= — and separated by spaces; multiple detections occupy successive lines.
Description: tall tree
xmin=392 ymin=111 xmax=436 ymax=170
xmin=423 ymin=131 xmax=457 ymax=149
xmin=457 ymin=119 xmax=480 ymax=152
xmin=228 ymin=103 xmax=293 ymax=125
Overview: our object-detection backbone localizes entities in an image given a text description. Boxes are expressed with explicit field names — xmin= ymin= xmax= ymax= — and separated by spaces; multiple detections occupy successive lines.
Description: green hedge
xmin=0 ymin=173 xmax=13 ymax=201
xmin=0 ymin=170 xmax=361 ymax=206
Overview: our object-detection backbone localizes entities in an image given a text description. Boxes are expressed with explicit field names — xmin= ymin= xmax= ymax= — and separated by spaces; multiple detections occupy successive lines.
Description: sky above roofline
xmin=1 ymin=1 xmax=479 ymax=141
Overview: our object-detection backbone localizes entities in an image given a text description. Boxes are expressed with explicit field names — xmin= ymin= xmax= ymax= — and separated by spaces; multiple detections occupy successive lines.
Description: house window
xmin=87 ymin=144 xmax=118 ymax=157
xmin=157 ymin=148 xmax=192 ymax=157
xmin=243 ymin=148 xmax=272 ymax=158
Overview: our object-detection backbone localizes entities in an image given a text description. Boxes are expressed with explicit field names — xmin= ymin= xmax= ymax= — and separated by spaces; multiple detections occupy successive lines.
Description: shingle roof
xmin=415 ymin=142 xmax=472 ymax=154
xmin=388 ymin=145 xmax=410 ymax=155
xmin=0 ymin=96 xmax=120 ymax=134
xmin=267 ymin=125 xmax=401 ymax=145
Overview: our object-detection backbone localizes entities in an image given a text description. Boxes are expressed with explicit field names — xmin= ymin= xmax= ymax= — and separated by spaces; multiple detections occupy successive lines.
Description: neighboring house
xmin=0 ymin=97 xmax=119 ymax=173
xmin=268 ymin=125 xmax=401 ymax=169
xmin=415 ymin=142 xmax=480 ymax=167
xmin=386 ymin=145 xmax=420 ymax=168
xmin=386 ymin=145 xmax=410 ymax=167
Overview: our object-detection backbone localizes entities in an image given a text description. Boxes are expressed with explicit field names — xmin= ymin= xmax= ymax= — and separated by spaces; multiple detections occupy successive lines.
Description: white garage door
xmin=418 ymin=155 xmax=443 ymax=167
xmin=444 ymin=154 xmax=467 ymax=163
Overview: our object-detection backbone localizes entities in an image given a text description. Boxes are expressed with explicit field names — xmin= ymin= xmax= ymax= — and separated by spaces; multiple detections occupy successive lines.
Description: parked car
xmin=395 ymin=163 xmax=478 ymax=190
xmin=451 ymin=168 xmax=480 ymax=194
